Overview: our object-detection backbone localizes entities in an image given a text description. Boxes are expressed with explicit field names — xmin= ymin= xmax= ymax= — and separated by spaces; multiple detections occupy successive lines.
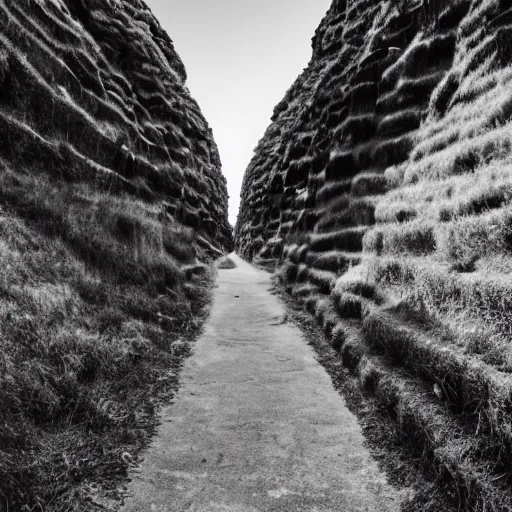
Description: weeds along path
xmin=121 ymin=253 xmax=404 ymax=512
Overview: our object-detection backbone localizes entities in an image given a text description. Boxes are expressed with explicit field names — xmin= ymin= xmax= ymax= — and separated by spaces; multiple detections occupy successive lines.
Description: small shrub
xmin=310 ymin=227 xmax=366 ymax=252
xmin=449 ymin=255 xmax=478 ymax=273
xmin=318 ymin=199 xmax=375 ymax=230
xmin=305 ymin=294 xmax=320 ymax=314
xmin=309 ymin=269 xmax=335 ymax=294
xmin=307 ymin=250 xmax=352 ymax=273
xmin=341 ymin=339 xmax=364 ymax=371
xmin=184 ymin=263 xmax=209 ymax=280
xmin=383 ymin=223 xmax=437 ymax=255
xmin=459 ymin=185 xmax=510 ymax=216
xmin=338 ymin=293 xmax=363 ymax=319
xmin=321 ymin=307 xmax=339 ymax=338
xmin=394 ymin=207 xmax=417 ymax=223
xmin=217 ymin=255 xmax=237 ymax=269
xmin=291 ymin=283 xmax=319 ymax=300
xmin=374 ymin=258 xmax=415 ymax=285
xmin=331 ymin=324 xmax=346 ymax=352
xmin=96 ymin=306 xmax=127 ymax=333
xmin=438 ymin=207 xmax=453 ymax=222
xmin=315 ymin=299 xmax=329 ymax=324
xmin=453 ymin=149 xmax=480 ymax=175
xmin=316 ymin=180 xmax=353 ymax=205
xmin=278 ymin=262 xmax=297 ymax=282
xmin=438 ymin=214 xmax=503 ymax=261
xmin=335 ymin=279 xmax=376 ymax=299
xmin=351 ymin=173 xmax=388 ymax=197
xmin=359 ymin=359 xmax=381 ymax=393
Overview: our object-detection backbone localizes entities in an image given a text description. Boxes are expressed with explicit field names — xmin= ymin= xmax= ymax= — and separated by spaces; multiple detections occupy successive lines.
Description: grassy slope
xmin=274 ymin=278 xmax=459 ymax=512
xmin=0 ymin=0 xmax=230 ymax=509
xmin=239 ymin=0 xmax=512 ymax=510
xmin=363 ymin=0 xmax=512 ymax=380
xmin=0 ymin=159 xmax=216 ymax=510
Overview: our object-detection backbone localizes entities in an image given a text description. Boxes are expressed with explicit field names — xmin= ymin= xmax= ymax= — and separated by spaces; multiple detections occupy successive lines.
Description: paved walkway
xmin=122 ymin=254 xmax=403 ymax=512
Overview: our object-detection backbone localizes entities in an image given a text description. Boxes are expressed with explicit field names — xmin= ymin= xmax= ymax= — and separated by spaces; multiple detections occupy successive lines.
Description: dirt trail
xmin=121 ymin=254 xmax=404 ymax=512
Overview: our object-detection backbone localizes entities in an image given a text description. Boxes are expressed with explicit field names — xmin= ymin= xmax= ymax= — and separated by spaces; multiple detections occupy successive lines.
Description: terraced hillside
xmin=0 ymin=0 xmax=231 ymax=509
xmin=236 ymin=0 xmax=512 ymax=509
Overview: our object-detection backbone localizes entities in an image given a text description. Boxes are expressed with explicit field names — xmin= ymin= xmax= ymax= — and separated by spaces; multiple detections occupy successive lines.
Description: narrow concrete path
xmin=122 ymin=254 xmax=403 ymax=512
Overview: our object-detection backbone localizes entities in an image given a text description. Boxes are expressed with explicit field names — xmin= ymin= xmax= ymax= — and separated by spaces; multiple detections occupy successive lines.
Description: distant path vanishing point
xmin=122 ymin=254 xmax=403 ymax=512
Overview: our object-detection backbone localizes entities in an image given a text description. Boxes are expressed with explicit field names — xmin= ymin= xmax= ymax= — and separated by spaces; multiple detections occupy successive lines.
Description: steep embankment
xmin=0 ymin=0 xmax=230 ymax=509
xmin=236 ymin=0 xmax=512 ymax=509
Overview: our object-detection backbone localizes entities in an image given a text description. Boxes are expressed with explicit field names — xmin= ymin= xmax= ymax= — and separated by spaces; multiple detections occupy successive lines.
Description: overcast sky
xmin=144 ymin=0 xmax=331 ymax=225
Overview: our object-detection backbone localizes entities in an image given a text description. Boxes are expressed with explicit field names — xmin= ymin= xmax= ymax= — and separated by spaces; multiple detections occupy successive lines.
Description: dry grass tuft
xmin=330 ymin=324 xmax=346 ymax=351
xmin=240 ymin=0 xmax=512 ymax=508
xmin=0 ymin=165 xmax=212 ymax=510
xmin=217 ymin=255 xmax=237 ymax=269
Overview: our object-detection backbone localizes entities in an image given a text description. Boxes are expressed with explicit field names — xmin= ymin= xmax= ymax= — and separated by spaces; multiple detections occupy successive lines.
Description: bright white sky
xmin=144 ymin=0 xmax=331 ymax=225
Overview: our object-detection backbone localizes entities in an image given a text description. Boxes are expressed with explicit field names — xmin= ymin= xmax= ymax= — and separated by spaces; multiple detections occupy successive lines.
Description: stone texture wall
xmin=0 ymin=0 xmax=232 ymax=255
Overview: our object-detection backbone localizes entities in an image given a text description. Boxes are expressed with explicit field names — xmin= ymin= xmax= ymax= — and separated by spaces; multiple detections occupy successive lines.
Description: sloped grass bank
xmin=275 ymin=253 xmax=512 ymax=511
xmin=272 ymin=278 xmax=457 ymax=512
xmin=0 ymin=163 xmax=215 ymax=511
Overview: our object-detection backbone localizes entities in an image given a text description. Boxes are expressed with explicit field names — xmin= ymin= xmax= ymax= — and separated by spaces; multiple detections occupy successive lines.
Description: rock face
xmin=236 ymin=0 xmax=512 ymax=507
xmin=0 ymin=0 xmax=231 ymax=253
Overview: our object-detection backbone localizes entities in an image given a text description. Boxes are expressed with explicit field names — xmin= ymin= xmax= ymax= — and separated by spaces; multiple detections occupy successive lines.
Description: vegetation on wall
xmin=0 ymin=0 xmax=231 ymax=508
xmin=236 ymin=0 xmax=512 ymax=509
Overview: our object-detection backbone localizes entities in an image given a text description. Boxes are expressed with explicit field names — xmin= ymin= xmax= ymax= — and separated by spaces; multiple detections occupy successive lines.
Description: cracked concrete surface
xmin=121 ymin=254 xmax=404 ymax=512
